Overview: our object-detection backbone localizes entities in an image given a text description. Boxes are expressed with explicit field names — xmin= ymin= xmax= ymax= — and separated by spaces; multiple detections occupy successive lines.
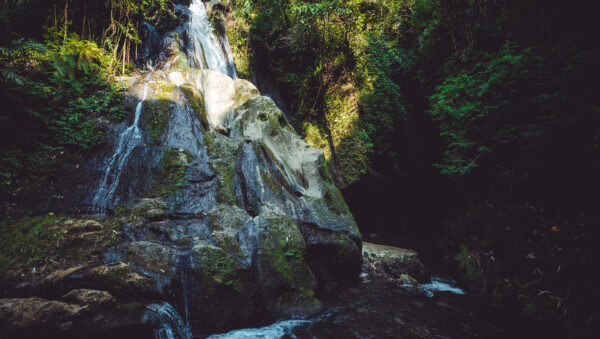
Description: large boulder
xmin=0 ymin=66 xmax=363 ymax=336
xmin=0 ymin=295 xmax=153 ymax=338
xmin=185 ymin=241 xmax=261 ymax=334
xmin=252 ymin=207 xmax=321 ymax=316
xmin=361 ymin=242 xmax=428 ymax=283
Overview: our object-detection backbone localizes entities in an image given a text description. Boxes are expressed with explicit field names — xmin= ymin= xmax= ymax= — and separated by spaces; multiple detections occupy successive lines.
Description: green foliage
xmin=429 ymin=41 xmax=600 ymax=197
xmin=0 ymin=215 xmax=65 ymax=274
xmin=233 ymin=0 xmax=599 ymax=203
xmin=358 ymin=32 xmax=411 ymax=161
xmin=0 ymin=31 xmax=127 ymax=200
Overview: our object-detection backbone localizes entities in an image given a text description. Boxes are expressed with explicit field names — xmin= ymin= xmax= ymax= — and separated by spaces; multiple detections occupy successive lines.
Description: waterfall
xmin=189 ymin=0 xmax=237 ymax=78
xmin=144 ymin=303 xmax=193 ymax=339
xmin=91 ymin=83 xmax=149 ymax=213
xmin=206 ymin=320 xmax=309 ymax=339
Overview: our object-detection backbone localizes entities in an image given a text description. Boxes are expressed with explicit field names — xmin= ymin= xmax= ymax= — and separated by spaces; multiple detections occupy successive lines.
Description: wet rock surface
xmin=0 ymin=1 xmax=363 ymax=337
xmin=289 ymin=279 xmax=504 ymax=339
xmin=362 ymin=242 xmax=428 ymax=282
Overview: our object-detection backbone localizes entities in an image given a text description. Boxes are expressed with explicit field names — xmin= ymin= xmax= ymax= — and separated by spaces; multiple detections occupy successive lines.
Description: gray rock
xmin=252 ymin=206 xmax=322 ymax=317
xmin=133 ymin=198 xmax=169 ymax=220
xmin=122 ymin=241 xmax=178 ymax=275
xmin=61 ymin=289 xmax=116 ymax=308
xmin=361 ymin=242 xmax=428 ymax=282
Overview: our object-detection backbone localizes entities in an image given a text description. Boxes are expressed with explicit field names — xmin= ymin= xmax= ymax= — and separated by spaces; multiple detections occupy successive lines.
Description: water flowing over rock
xmin=0 ymin=1 xmax=361 ymax=337
xmin=92 ymin=83 xmax=150 ymax=213
xmin=188 ymin=0 xmax=237 ymax=78
xmin=143 ymin=302 xmax=193 ymax=339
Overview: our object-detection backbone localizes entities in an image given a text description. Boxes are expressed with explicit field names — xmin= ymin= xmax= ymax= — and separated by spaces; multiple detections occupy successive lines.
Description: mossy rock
xmin=204 ymin=131 xmax=243 ymax=204
xmin=179 ymin=84 xmax=209 ymax=130
xmin=207 ymin=204 xmax=251 ymax=232
xmin=301 ymin=81 xmax=369 ymax=189
xmin=192 ymin=242 xmax=246 ymax=292
xmin=225 ymin=14 xmax=253 ymax=79
xmin=153 ymin=148 xmax=192 ymax=198
xmin=0 ymin=216 xmax=123 ymax=278
xmin=233 ymin=79 xmax=260 ymax=108
xmin=253 ymin=207 xmax=321 ymax=316
xmin=87 ymin=262 xmax=156 ymax=297
xmin=210 ymin=229 xmax=245 ymax=259
xmin=142 ymin=99 xmax=173 ymax=142
xmin=122 ymin=241 xmax=178 ymax=275
xmin=132 ymin=198 xmax=168 ymax=220
xmin=186 ymin=241 xmax=260 ymax=333
xmin=169 ymin=51 xmax=194 ymax=72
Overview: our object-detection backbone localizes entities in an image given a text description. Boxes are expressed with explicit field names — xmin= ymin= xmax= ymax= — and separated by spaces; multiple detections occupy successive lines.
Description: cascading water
xmin=189 ymin=0 xmax=237 ymax=78
xmin=92 ymin=83 xmax=150 ymax=213
xmin=143 ymin=302 xmax=193 ymax=339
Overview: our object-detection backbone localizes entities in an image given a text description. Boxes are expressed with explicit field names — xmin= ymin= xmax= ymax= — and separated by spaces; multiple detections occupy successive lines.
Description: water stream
xmin=92 ymin=83 xmax=149 ymax=213
xmin=189 ymin=0 xmax=237 ymax=78
xmin=87 ymin=1 xmax=492 ymax=338
xmin=144 ymin=302 xmax=193 ymax=339
xmin=205 ymin=277 xmax=501 ymax=339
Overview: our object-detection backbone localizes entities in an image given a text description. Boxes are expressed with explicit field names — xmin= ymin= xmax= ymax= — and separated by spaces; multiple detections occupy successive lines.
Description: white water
xmin=189 ymin=0 xmax=237 ymax=78
xmin=91 ymin=83 xmax=149 ymax=213
xmin=418 ymin=276 xmax=466 ymax=297
xmin=144 ymin=303 xmax=193 ymax=339
xmin=206 ymin=320 xmax=308 ymax=339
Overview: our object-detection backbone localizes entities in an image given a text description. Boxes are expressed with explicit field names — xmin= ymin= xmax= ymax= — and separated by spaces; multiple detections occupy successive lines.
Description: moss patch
xmin=204 ymin=131 xmax=242 ymax=204
xmin=256 ymin=212 xmax=319 ymax=310
xmin=89 ymin=262 xmax=155 ymax=293
xmin=226 ymin=9 xmax=253 ymax=80
xmin=180 ymin=84 xmax=209 ymax=130
xmin=0 ymin=216 xmax=123 ymax=276
xmin=193 ymin=245 xmax=245 ymax=292
xmin=154 ymin=148 xmax=192 ymax=197
xmin=142 ymin=99 xmax=172 ymax=141
xmin=302 ymin=81 xmax=369 ymax=189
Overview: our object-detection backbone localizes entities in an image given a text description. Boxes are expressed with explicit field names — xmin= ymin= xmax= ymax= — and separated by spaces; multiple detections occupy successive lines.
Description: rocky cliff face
xmin=0 ymin=1 xmax=361 ymax=337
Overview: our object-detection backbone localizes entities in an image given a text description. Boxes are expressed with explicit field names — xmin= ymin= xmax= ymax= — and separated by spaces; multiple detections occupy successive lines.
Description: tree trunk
xmin=81 ymin=0 xmax=86 ymax=38
xmin=122 ymin=39 xmax=126 ymax=76
xmin=63 ymin=0 xmax=68 ymax=43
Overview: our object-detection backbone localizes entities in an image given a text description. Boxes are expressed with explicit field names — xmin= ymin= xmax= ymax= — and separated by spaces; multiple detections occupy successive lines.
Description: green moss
xmin=204 ymin=131 xmax=241 ymax=204
xmin=194 ymin=246 xmax=245 ymax=292
xmin=113 ymin=205 xmax=132 ymax=217
xmin=0 ymin=216 xmax=123 ymax=275
xmin=180 ymin=85 xmax=209 ymax=130
xmin=142 ymin=99 xmax=172 ymax=141
xmin=97 ymin=264 xmax=154 ymax=291
xmin=303 ymin=122 xmax=329 ymax=153
xmin=259 ymin=215 xmax=317 ymax=304
xmin=154 ymin=148 xmax=191 ymax=197
xmin=226 ymin=18 xmax=253 ymax=79
xmin=301 ymin=82 xmax=369 ymax=189
xmin=214 ymin=162 xmax=236 ymax=204
xmin=171 ymin=51 xmax=193 ymax=71
xmin=0 ymin=215 xmax=65 ymax=274
xmin=323 ymin=182 xmax=351 ymax=216
xmin=213 ymin=233 xmax=245 ymax=259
